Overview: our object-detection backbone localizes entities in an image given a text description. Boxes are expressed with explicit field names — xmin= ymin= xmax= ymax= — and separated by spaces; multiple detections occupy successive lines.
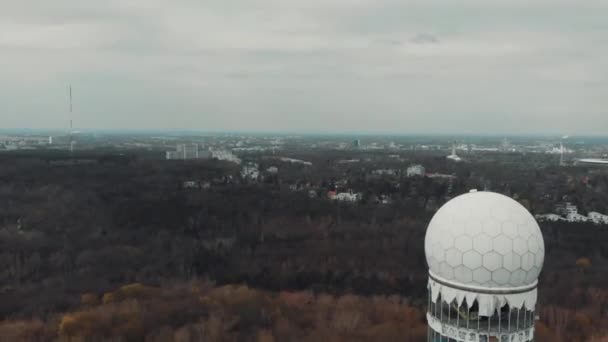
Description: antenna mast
xmin=68 ymin=85 xmax=74 ymax=154
xmin=560 ymin=141 xmax=564 ymax=166
xmin=560 ymin=135 xmax=569 ymax=166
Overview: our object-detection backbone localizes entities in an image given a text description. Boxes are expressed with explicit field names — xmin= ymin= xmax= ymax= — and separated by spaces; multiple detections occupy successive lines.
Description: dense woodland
xmin=0 ymin=149 xmax=607 ymax=341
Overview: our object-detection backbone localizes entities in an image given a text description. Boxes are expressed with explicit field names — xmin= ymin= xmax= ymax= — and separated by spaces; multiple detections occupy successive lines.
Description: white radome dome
xmin=425 ymin=191 xmax=544 ymax=289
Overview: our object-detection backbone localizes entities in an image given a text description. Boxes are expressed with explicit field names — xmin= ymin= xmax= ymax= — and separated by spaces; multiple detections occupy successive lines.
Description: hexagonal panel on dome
xmin=492 ymin=235 xmax=513 ymax=255
xmin=450 ymin=221 xmax=467 ymax=237
xmin=462 ymin=250 xmax=483 ymax=269
xmin=485 ymin=281 xmax=500 ymax=288
xmin=440 ymin=233 xmax=455 ymax=249
xmin=432 ymin=243 xmax=446 ymax=262
xmin=501 ymin=221 xmax=518 ymax=238
xmin=429 ymin=214 xmax=449 ymax=230
xmin=452 ymin=205 xmax=472 ymax=221
xmin=513 ymin=237 xmax=528 ymax=256
xmin=473 ymin=233 xmax=492 ymax=254
xmin=502 ymin=253 xmax=522 ymax=272
xmin=425 ymin=237 xmax=432 ymax=252
xmin=510 ymin=269 xmax=527 ymax=286
xmin=483 ymin=220 xmax=502 ymax=237
xmin=528 ymin=236 xmax=539 ymax=253
xmin=454 ymin=265 xmax=473 ymax=284
xmin=517 ymin=222 xmax=533 ymax=239
xmin=482 ymin=252 xmax=503 ymax=271
xmin=526 ymin=267 xmax=540 ymax=283
xmin=464 ymin=220 xmax=484 ymax=237
xmin=535 ymin=252 xmax=544 ymax=268
xmin=473 ymin=268 xmax=491 ymax=284
xmin=427 ymin=256 xmax=439 ymax=272
xmin=446 ymin=248 xmax=463 ymax=267
xmin=491 ymin=206 xmax=510 ymax=221
xmin=510 ymin=209 xmax=529 ymax=225
xmin=439 ymin=262 xmax=455 ymax=280
xmin=526 ymin=217 xmax=540 ymax=230
xmin=537 ymin=238 xmax=545 ymax=253
xmin=492 ymin=268 xmax=511 ymax=285
xmin=521 ymin=252 xmax=535 ymax=271
xmin=455 ymin=236 xmax=473 ymax=252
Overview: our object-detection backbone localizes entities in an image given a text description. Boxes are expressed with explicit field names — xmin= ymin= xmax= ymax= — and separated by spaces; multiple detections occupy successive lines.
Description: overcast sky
xmin=1 ymin=0 xmax=607 ymax=134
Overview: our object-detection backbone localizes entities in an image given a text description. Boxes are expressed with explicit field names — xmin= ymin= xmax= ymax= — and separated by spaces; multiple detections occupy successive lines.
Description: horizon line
xmin=0 ymin=127 xmax=606 ymax=138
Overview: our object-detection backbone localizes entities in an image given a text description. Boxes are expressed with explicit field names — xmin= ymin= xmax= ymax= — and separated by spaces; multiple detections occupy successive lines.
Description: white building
xmin=535 ymin=213 xmax=563 ymax=222
xmin=334 ymin=192 xmax=362 ymax=203
xmin=537 ymin=210 xmax=608 ymax=224
xmin=376 ymin=194 xmax=392 ymax=205
xmin=166 ymin=144 xmax=206 ymax=160
xmin=446 ymin=143 xmax=463 ymax=162
xmin=425 ymin=190 xmax=544 ymax=342
xmin=308 ymin=190 xmax=318 ymax=199
xmin=372 ymin=169 xmax=400 ymax=176
xmin=566 ymin=213 xmax=589 ymax=223
xmin=588 ymin=212 xmax=608 ymax=224
xmin=241 ymin=163 xmax=260 ymax=181
xmin=577 ymin=158 xmax=608 ymax=166
xmin=210 ymin=150 xmax=241 ymax=164
xmin=277 ymin=157 xmax=312 ymax=166
xmin=266 ymin=166 xmax=279 ymax=174
xmin=555 ymin=202 xmax=578 ymax=217
xmin=406 ymin=164 xmax=426 ymax=177
xmin=183 ymin=181 xmax=199 ymax=189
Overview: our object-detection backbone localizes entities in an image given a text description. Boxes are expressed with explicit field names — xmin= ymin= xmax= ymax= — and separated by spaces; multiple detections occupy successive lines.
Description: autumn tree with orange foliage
xmin=0 ymin=282 xmax=430 ymax=342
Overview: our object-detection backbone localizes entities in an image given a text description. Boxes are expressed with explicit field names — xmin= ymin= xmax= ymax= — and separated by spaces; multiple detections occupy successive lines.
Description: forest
xmin=0 ymin=150 xmax=607 ymax=341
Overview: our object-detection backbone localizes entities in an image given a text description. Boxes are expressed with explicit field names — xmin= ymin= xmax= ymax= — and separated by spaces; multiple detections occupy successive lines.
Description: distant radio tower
xmin=560 ymin=135 xmax=569 ymax=166
xmin=68 ymin=85 xmax=74 ymax=154
xmin=447 ymin=141 xmax=462 ymax=162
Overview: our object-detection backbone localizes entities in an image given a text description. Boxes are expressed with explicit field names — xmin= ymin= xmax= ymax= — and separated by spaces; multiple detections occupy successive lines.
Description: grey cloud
xmin=411 ymin=33 xmax=439 ymax=44
xmin=0 ymin=0 xmax=607 ymax=134
xmin=373 ymin=39 xmax=403 ymax=46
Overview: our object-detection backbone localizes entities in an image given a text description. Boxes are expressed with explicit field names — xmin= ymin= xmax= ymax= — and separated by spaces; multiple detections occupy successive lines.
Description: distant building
xmin=555 ymin=202 xmax=578 ymax=217
xmin=277 ymin=157 xmax=312 ymax=166
xmin=241 ymin=163 xmax=260 ymax=181
xmin=535 ymin=213 xmax=563 ymax=222
xmin=406 ymin=164 xmax=425 ymax=177
xmin=567 ymin=213 xmax=589 ymax=222
xmin=446 ymin=143 xmax=462 ymax=162
xmin=372 ymin=169 xmax=400 ymax=176
xmin=353 ymin=139 xmax=361 ymax=148
xmin=337 ymin=159 xmax=360 ymax=164
xmin=266 ymin=166 xmax=279 ymax=174
xmin=426 ymin=173 xmax=456 ymax=180
xmin=577 ymin=158 xmax=608 ymax=166
xmin=166 ymin=144 xmax=205 ymax=160
xmin=166 ymin=144 xmax=241 ymax=164
xmin=183 ymin=181 xmax=200 ymax=189
xmin=334 ymin=192 xmax=362 ymax=203
xmin=210 ymin=150 xmax=241 ymax=164
xmin=537 ymin=204 xmax=608 ymax=224
xmin=376 ymin=194 xmax=392 ymax=205
xmin=588 ymin=212 xmax=608 ymax=224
